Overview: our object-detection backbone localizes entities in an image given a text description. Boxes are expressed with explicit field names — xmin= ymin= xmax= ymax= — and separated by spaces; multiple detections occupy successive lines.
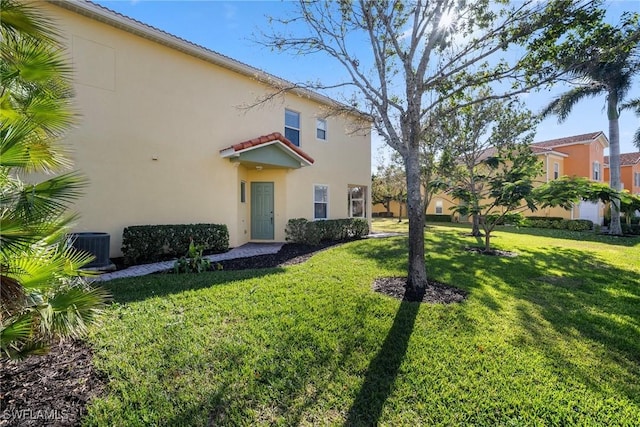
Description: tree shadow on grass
xmin=467 ymin=245 xmax=640 ymax=405
xmin=101 ymin=268 xmax=286 ymax=304
xmin=495 ymin=225 xmax=640 ymax=248
xmin=344 ymin=289 xmax=421 ymax=426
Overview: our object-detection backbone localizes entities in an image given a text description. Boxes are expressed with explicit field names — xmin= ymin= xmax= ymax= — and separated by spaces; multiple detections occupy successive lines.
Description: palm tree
xmin=1 ymin=0 xmax=107 ymax=359
xmin=542 ymin=14 xmax=640 ymax=235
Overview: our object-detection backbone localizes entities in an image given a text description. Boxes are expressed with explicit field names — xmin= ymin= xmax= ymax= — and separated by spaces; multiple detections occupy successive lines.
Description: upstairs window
xmin=593 ymin=161 xmax=601 ymax=181
xmin=553 ymin=162 xmax=559 ymax=180
xmin=316 ymin=118 xmax=327 ymax=140
xmin=285 ymin=109 xmax=300 ymax=146
xmin=314 ymin=185 xmax=328 ymax=219
xmin=435 ymin=199 xmax=443 ymax=214
xmin=348 ymin=185 xmax=366 ymax=218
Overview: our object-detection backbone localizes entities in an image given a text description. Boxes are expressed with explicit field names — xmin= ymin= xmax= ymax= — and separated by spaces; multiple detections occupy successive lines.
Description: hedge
xmin=523 ymin=218 xmax=593 ymax=231
xmin=285 ymin=218 xmax=369 ymax=245
xmin=122 ymin=223 xmax=229 ymax=266
xmin=425 ymin=214 xmax=453 ymax=223
xmin=622 ymin=223 xmax=640 ymax=235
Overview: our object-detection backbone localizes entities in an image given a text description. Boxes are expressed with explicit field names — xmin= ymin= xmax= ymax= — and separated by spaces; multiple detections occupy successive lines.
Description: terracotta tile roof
xmin=531 ymin=131 xmax=604 ymax=148
xmin=603 ymin=152 xmax=640 ymax=167
xmin=222 ymin=132 xmax=315 ymax=165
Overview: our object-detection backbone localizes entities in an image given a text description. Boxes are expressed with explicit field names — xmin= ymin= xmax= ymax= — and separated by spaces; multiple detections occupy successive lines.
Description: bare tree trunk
xmin=405 ymin=152 xmax=428 ymax=290
xmin=485 ymin=230 xmax=491 ymax=252
xmin=608 ymin=93 xmax=623 ymax=235
xmin=472 ymin=214 xmax=481 ymax=236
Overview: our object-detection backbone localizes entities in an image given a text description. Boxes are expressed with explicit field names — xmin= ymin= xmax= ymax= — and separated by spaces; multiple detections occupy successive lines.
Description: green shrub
xmin=285 ymin=219 xmax=321 ymax=245
xmin=122 ymin=224 xmax=229 ymax=266
xmin=425 ymin=214 xmax=452 ymax=223
xmin=524 ymin=218 xmax=591 ymax=231
xmin=173 ymin=240 xmax=211 ymax=274
xmin=526 ymin=216 xmax=564 ymax=222
xmin=622 ymin=223 xmax=640 ymax=235
xmin=567 ymin=219 xmax=593 ymax=231
xmin=285 ymin=218 xmax=369 ymax=245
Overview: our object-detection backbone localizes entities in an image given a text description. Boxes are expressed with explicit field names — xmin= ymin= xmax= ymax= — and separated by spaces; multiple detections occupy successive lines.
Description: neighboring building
xmin=526 ymin=131 xmax=609 ymax=224
xmin=374 ymin=132 xmax=610 ymax=223
xmin=43 ymin=1 xmax=372 ymax=257
xmin=604 ymin=152 xmax=640 ymax=195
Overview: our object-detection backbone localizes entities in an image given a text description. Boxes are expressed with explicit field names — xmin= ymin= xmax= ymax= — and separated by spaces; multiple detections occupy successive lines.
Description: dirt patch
xmin=464 ymin=246 xmax=518 ymax=257
xmin=0 ymin=340 xmax=104 ymax=427
xmin=373 ymin=277 xmax=467 ymax=304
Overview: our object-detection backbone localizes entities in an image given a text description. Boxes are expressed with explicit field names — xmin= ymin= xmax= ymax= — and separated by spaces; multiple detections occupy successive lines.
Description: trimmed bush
xmin=285 ymin=219 xmax=321 ymax=245
xmin=526 ymin=216 xmax=564 ymax=222
xmin=621 ymin=224 xmax=640 ymax=235
xmin=567 ymin=219 xmax=593 ymax=231
xmin=425 ymin=214 xmax=452 ymax=223
xmin=122 ymin=223 xmax=229 ymax=266
xmin=285 ymin=218 xmax=369 ymax=245
xmin=524 ymin=218 xmax=592 ymax=231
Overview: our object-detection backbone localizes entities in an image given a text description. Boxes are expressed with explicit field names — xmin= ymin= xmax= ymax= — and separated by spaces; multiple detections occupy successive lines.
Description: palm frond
xmin=0 ymin=0 xmax=61 ymax=43
xmin=540 ymin=84 xmax=604 ymax=122
xmin=47 ymin=286 xmax=109 ymax=339
xmin=11 ymin=172 xmax=87 ymax=220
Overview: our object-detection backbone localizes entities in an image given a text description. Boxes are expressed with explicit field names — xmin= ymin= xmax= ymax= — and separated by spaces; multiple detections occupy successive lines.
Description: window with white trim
xmin=635 ymin=172 xmax=640 ymax=187
xmin=435 ymin=199 xmax=443 ymax=214
xmin=285 ymin=109 xmax=300 ymax=146
xmin=316 ymin=118 xmax=327 ymax=140
xmin=240 ymin=181 xmax=246 ymax=203
xmin=553 ymin=162 xmax=559 ymax=180
xmin=348 ymin=185 xmax=367 ymax=218
xmin=593 ymin=161 xmax=601 ymax=181
xmin=314 ymin=185 xmax=328 ymax=219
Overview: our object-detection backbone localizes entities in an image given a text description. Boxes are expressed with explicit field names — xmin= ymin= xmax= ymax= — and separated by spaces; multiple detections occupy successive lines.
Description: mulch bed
xmin=373 ymin=277 xmax=468 ymax=303
xmin=0 ymin=340 xmax=104 ymax=427
xmin=214 ymin=241 xmax=342 ymax=271
xmin=464 ymin=246 xmax=518 ymax=257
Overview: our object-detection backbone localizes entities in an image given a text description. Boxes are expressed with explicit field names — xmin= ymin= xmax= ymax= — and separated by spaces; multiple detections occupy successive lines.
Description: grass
xmin=85 ymin=219 xmax=640 ymax=425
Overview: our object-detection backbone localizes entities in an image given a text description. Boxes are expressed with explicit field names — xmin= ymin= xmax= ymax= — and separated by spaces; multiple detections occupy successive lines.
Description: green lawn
xmin=85 ymin=220 xmax=640 ymax=426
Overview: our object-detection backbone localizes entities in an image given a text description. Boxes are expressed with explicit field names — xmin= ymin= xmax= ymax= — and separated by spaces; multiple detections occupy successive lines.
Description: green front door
xmin=251 ymin=182 xmax=274 ymax=240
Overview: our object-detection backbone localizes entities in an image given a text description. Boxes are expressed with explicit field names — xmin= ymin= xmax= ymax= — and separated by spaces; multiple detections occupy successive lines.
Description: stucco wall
xmin=43 ymin=3 xmax=371 ymax=256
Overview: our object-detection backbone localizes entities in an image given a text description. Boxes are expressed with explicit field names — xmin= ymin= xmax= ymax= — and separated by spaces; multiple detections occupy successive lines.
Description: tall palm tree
xmin=542 ymin=13 xmax=640 ymax=235
xmin=1 ymin=0 xmax=107 ymax=359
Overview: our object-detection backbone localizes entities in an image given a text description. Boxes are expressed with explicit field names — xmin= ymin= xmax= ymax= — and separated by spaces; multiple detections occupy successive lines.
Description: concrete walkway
xmin=95 ymin=232 xmax=404 ymax=282
xmin=95 ymin=242 xmax=284 ymax=282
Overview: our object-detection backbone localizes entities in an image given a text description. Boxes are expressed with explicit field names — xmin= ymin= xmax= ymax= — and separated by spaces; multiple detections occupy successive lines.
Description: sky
xmin=92 ymin=0 xmax=640 ymax=165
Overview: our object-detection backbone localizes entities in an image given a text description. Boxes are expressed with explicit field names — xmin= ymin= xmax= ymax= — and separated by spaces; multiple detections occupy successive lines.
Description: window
xmin=553 ymin=162 xmax=559 ymax=180
xmin=348 ymin=185 xmax=366 ymax=218
xmin=635 ymin=172 xmax=640 ymax=187
xmin=593 ymin=161 xmax=601 ymax=181
xmin=240 ymin=181 xmax=246 ymax=203
xmin=435 ymin=199 xmax=443 ymax=214
xmin=316 ymin=118 xmax=327 ymax=140
xmin=314 ymin=185 xmax=328 ymax=219
xmin=285 ymin=109 xmax=300 ymax=146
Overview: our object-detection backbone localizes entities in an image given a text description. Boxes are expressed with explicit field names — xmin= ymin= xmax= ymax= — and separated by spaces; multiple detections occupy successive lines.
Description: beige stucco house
xmin=43 ymin=0 xmax=372 ymax=257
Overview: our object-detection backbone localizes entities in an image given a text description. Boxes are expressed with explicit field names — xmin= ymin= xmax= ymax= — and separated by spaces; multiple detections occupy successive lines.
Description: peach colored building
xmin=604 ymin=152 xmax=640 ymax=195
xmin=375 ymin=132 xmax=610 ymax=223
xmin=43 ymin=1 xmax=372 ymax=256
